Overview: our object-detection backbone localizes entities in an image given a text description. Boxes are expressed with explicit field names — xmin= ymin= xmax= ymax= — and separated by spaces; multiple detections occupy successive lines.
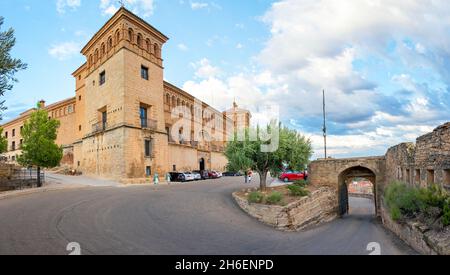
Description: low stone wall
xmin=381 ymin=205 xmax=450 ymax=255
xmin=233 ymin=187 xmax=338 ymax=231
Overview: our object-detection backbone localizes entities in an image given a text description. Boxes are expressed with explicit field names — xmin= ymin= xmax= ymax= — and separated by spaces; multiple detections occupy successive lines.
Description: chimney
xmin=39 ymin=100 xmax=46 ymax=108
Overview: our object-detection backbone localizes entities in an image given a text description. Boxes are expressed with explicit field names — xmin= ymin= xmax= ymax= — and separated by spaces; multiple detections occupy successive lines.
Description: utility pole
xmin=323 ymin=90 xmax=327 ymax=159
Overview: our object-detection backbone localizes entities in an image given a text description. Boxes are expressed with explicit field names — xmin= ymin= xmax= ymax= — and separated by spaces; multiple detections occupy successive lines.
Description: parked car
xmin=223 ymin=171 xmax=243 ymax=177
xmin=208 ymin=171 xmax=220 ymax=179
xmin=191 ymin=171 xmax=202 ymax=181
xmin=279 ymin=171 xmax=308 ymax=183
xmin=182 ymin=172 xmax=196 ymax=182
xmin=169 ymin=172 xmax=195 ymax=182
xmin=193 ymin=170 xmax=210 ymax=180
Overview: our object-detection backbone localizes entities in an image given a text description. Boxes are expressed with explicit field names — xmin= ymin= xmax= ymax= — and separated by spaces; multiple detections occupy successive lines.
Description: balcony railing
xmin=92 ymin=122 xmax=108 ymax=133
xmin=141 ymin=118 xmax=158 ymax=131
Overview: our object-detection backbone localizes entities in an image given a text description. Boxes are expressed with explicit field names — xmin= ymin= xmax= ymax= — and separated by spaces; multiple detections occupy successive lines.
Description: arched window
xmin=166 ymin=94 xmax=170 ymax=104
xmin=101 ymin=43 xmax=106 ymax=56
xmin=172 ymin=96 xmax=176 ymax=107
xmin=108 ymin=36 xmax=113 ymax=51
xmin=115 ymin=30 xmax=120 ymax=45
xmin=94 ymin=49 xmax=99 ymax=63
xmin=154 ymin=43 xmax=160 ymax=58
xmin=177 ymin=98 xmax=181 ymax=106
xmin=128 ymin=28 xmax=134 ymax=42
xmin=146 ymin=39 xmax=151 ymax=52
xmin=137 ymin=33 xmax=142 ymax=48
xmin=89 ymin=54 xmax=93 ymax=66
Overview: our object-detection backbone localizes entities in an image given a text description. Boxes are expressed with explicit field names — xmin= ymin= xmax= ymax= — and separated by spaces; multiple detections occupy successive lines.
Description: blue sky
xmin=1 ymin=0 xmax=450 ymax=159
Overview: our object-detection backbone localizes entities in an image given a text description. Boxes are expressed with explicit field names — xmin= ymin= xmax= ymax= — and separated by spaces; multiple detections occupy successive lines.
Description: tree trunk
xmin=259 ymin=170 xmax=268 ymax=192
xmin=37 ymin=166 xmax=41 ymax=188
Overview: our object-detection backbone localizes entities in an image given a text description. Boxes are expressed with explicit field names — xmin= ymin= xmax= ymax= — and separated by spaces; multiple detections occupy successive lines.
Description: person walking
xmin=248 ymin=170 xmax=253 ymax=184
xmin=244 ymin=170 xmax=248 ymax=184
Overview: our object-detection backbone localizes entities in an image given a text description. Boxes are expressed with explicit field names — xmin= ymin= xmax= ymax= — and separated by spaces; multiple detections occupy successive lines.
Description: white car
xmin=192 ymin=172 xmax=202 ymax=181
xmin=182 ymin=172 xmax=196 ymax=182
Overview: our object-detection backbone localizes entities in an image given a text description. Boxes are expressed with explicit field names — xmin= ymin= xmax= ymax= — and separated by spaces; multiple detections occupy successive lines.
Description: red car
xmin=279 ymin=171 xmax=308 ymax=182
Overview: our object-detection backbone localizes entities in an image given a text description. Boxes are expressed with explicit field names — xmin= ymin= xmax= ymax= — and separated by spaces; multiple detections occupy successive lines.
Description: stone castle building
xmin=0 ymin=8 xmax=251 ymax=182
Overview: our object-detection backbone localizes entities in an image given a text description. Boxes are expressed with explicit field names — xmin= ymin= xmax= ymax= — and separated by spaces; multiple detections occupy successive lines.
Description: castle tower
xmin=71 ymin=7 xmax=170 ymax=180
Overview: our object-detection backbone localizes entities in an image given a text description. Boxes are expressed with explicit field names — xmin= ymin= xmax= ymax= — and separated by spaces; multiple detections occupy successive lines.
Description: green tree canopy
xmin=18 ymin=103 xmax=62 ymax=187
xmin=0 ymin=128 xmax=7 ymax=154
xmin=0 ymin=16 xmax=27 ymax=120
xmin=225 ymin=124 xmax=313 ymax=191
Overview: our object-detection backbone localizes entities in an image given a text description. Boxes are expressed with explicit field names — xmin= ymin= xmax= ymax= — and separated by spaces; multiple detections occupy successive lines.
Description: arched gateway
xmin=309 ymin=157 xmax=386 ymax=217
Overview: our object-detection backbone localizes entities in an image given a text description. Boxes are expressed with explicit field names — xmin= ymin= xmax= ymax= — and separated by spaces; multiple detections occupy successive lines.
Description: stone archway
xmin=338 ymin=166 xmax=377 ymax=217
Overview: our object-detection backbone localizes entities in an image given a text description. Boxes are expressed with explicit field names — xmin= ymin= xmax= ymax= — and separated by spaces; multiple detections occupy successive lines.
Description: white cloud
xmin=181 ymin=0 xmax=450 ymax=158
xmin=190 ymin=2 xmax=209 ymax=10
xmin=100 ymin=0 xmax=155 ymax=17
xmin=56 ymin=0 xmax=81 ymax=14
xmin=49 ymin=42 xmax=80 ymax=61
xmin=177 ymin=43 xmax=189 ymax=51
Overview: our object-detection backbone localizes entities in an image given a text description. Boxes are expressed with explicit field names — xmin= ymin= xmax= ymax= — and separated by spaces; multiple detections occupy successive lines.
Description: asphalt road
xmin=0 ymin=178 xmax=417 ymax=255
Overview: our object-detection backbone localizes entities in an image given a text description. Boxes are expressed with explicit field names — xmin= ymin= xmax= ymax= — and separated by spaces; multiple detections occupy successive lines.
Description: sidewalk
xmin=45 ymin=172 xmax=122 ymax=187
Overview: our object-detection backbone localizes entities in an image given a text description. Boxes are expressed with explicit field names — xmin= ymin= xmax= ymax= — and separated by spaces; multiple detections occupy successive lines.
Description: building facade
xmin=1 ymin=8 xmax=251 ymax=182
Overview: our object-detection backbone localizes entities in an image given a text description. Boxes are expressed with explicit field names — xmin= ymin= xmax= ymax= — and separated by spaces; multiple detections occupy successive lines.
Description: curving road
xmin=0 ymin=178 xmax=416 ymax=255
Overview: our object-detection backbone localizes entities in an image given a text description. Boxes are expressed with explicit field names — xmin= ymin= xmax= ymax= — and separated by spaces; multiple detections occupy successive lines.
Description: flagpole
xmin=323 ymin=90 xmax=327 ymax=159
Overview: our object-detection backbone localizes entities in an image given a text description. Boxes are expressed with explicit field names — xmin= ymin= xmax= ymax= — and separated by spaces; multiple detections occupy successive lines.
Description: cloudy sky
xmin=1 ymin=0 xmax=449 ymax=159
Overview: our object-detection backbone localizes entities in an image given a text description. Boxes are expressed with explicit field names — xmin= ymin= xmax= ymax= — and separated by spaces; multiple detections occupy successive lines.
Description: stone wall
xmin=385 ymin=123 xmax=450 ymax=190
xmin=233 ymin=187 xmax=338 ymax=231
xmin=381 ymin=204 xmax=449 ymax=255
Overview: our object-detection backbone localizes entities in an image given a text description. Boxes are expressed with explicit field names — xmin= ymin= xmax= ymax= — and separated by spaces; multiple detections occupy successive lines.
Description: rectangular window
xmin=141 ymin=66 xmax=149 ymax=80
xmin=20 ymin=126 xmax=23 ymax=134
xmin=405 ymin=169 xmax=410 ymax=184
xmin=444 ymin=170 xmax=450 ymax=187
xmin=12 ymin=129 xmax=15 ymax=137
xmin=427 ymin=170 xmax=435 ymax=185
xmin=11 ymin=141 xmax=15 ymax=151
xmin=145 ymin=139 xmax=152 ymax=157
xmin=415 ymin=169 xmax=421 ymax=186
xmin=146 ymin=166 xmax=151 ymax=177
xmin=68 ymin=105 xmax=73 ymax=113
xmin=140 ymin=106 xmax=148 ymax=128
xmin=5 ymin=131 xmax=7 ymax=139
xmin=173 ymin=165 xmax=177 ymax=172
xmin=102 ymin=111 xmax=107 ymax=130
xmin=99 ymin=71 xmax=106 ymax=86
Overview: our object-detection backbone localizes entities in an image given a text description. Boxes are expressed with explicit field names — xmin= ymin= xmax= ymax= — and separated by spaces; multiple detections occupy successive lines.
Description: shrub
xmin=288 ymin=185 xmax=310 ymax=197
xmin=384 ymin=181 xmax=423 ymax=219
xmin=266 ymin=192 xmax=284 ymax=205
xmin=248 ymin=192 xmax=264 ymax=204
xmin=294 ymin=180 xmax=308 ymax=188
xmin=443 ymin=199 xmax=450 ymax=227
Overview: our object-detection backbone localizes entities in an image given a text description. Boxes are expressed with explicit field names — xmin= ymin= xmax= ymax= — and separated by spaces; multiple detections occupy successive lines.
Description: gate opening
xmin=338 ymin=166 xmax=376 ymax=217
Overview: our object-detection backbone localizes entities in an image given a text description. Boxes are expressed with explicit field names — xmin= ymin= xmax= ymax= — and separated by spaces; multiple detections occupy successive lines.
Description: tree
xmin=18 ymin=103 xmax=62 ymax=187
xmin=0 ymin=128 xmax=7 ymax=154
xmin=0 ymin=16 xmax=27 ymax=120
xmin=225 ymin=124 xmax=313 ymax=191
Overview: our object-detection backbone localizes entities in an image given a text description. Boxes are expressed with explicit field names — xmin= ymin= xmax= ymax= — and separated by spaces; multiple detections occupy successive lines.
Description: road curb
xmin=0 ymin=185 xmax=90 ymax=201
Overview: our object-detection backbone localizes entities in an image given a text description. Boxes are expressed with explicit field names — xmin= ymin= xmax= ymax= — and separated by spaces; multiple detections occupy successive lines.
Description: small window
xmin=12 ymin=141 xmax=15 ymax=151
xmin=145 ymin=139 xmax=152 ymax=157
xmin=146 ymin=166 xmax=151 ymax=177
xmin=141 ymin=66 xmax=149 ymax=80
xmin=68 ymin=105 xmax=73 ymax=113
xmin=78 ymin=161 xmax=81 ymax=167
xmin=173 ymin=165 xmax=177 ymax=172
xmin=99 ymin=71 xmax=106 ymax=86
xmin=79 ymin=95 xmax=82 ymax=101
xmin=102 ymin=111 xmax=107 ymax=130
xmin=78 ymin=75 xmax=81 ymax=80
xmin=427 ymin=170 xmax=435 ymax=185
xmin=20 ymin=126 xmax=23 ymax=134
xmin=5 ymin=131 xmax=8 ymax=139
xmin=12 ymin=129 xmax=15 ymax=137
xmin=79 ymin=125 xmax=82 ymax=131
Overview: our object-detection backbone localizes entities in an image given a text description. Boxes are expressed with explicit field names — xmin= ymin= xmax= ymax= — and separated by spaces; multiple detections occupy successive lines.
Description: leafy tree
xmin=0 ymin=16 xmax=27 ymax=120
xmin=0 ymin=128 xmax=6 ymax=153
xmin=225 ymin=124 xmax=313 ymax=191
xmin=18 ymin=103 xmax=62 ymax=187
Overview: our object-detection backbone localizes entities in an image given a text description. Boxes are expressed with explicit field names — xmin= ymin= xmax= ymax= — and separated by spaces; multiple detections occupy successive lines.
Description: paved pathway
xmin=0 ymin=176 xmax=417 ymax=255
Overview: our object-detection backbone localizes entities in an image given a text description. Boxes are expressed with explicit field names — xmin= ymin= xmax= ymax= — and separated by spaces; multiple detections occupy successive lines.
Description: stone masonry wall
xmin=233 ymin=187 xmax=338 ymax=231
